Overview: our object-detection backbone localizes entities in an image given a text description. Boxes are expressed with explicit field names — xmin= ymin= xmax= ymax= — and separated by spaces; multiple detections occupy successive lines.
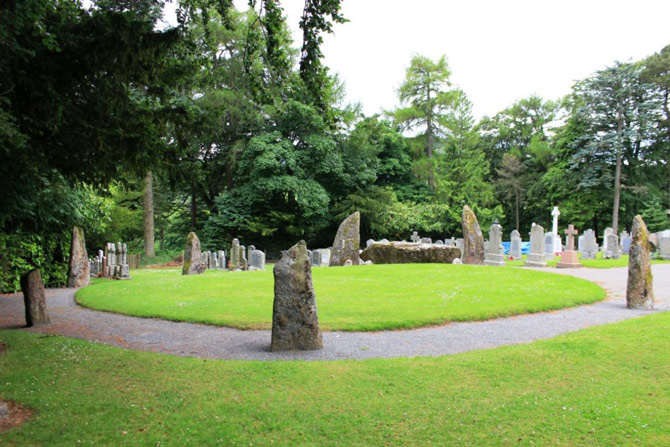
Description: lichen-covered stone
xmin=182 ymin=232 xmax=207 ymax=275
xmin=626 ymin=215 xmax=654 ymax=309
xmin=360 ymin=242 xmax=460 ymax=264
xmin=66 ymin=226 xmax=90 ymax=288
xmin=20 ymin=269 xmax=50 ymax=327
xmin=329 ymin=211 xmax=360 ymax=267
xmin=461 ymin=205 xmax=484 ymax=265
xmin=271 ymin=241 xmax=322 ymax=351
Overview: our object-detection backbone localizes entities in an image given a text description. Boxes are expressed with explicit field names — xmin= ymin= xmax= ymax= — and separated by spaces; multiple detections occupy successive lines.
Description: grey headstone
xmin=484 ymin=220 xmax=506 ymax=266
xmin=218 ymin=250 xmax=226 ymax=270
xmin=658 ymin=233 xmax=670 ymax=260
xmin=525 ymin=223 xmax=548 ymax=267
xmin=605 ymin=234 xmax=621 ymax=259
xmin=434 ymin=240 xmax=444 ymax=245
xmin=366 ymin=239 xmax=375 ymax=248
xmin=240 ymin=245 xmax=247 ymax=270
xmin=581 ymin=229 xmax=598 ymax=260
xmin=410 ymin=231 xmax=420 ymax=243
xmin=250 ymin=249 xmax=266 ymax=270
xmin=230 ymin=239 xmax=240 ymax=269
xmin=420 ymin=237 xmax=432 ymax=244
xmin=620 ymin=231 xmax=632 ymax=255
xmin=544 ymin=232 xmax=555 ymax=261
xmin=510 ymin=229 xmax=522 ymax=260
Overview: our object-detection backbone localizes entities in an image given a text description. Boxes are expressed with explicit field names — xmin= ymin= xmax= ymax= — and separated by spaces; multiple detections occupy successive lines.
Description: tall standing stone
xmin=484 ymin=219 xmax=506 ymax=266
xmin=182 ymin=232 xmax=207 ymax=275
xmin=271 ymin=241 xmax=322 ymax=351
xmin=509 ymin=230 xmax=522 ymax=260
xmin=627 ymin=215 xmax=654 ymax=309
xmin=229 ymin=238 xmax=240 ymax=269
xmin=461 ymin=205 xmax=484 ymax=265
xmin=524 ymin=223 xmax=548 ymax=267
xmin=20 ymin=269 xmax=50 ymax=327
xmin=329 ymin=212 xmax=361 ymax=267
xmin=67 ymin=226 xmax=90 ymax=288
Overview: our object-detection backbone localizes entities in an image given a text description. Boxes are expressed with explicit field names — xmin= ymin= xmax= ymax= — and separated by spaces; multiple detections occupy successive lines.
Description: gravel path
xmin=1 ymin=265 xmax=669 ymax=361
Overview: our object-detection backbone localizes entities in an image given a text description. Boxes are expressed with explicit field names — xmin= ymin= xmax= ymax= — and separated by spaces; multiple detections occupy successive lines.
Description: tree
xmin=394 ymin=55 xmax=457 ymax=190
xmin=496 ymin=154 xmax=526 ymax=231
xmin=143 ymin=172 xmax=156 ymax=256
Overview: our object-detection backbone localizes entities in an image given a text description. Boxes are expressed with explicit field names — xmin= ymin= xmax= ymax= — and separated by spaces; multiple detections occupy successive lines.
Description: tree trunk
xmin=426 ymin=87 xmax=435 ymax=191
xmin=612 ymin=112 xmax=623 ymax=235
xmin=20 ymin=269 xmax=50 ymax=327
xmin=190 ymin=182 xmax=197 ymax=230
xmin=143 ymin=172 xmax=155 ymax=257
xmin=514 ymin=188 xmax=520 ymax=231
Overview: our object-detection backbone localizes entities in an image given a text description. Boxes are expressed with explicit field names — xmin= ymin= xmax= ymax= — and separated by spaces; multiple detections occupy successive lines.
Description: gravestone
xmin=20 ymin=269 xmax=50 ymax=327
xmin=434 ymin=240 xmax=444 ymax=245
xmin=105 ymin=242 xmax=116 ymax=277
xmin=524 ymin=223 xmax=548 ymax=267
xmin=420 ymin=237 xmax=432 ymax=244
xmin=67 ymin=226 xmax=90 ymax=288
xmin=271 ymin=241 xmax=323 ymax=351
xmin=551 ymin=206 xmax=563 ymax=253
xmin=229 ymin=239 xmax=240 ymax=269
xmin=581 ymin=229 xmax=598 ymax=260
xmin=250 ymin=249 xmax=266 ymax=270
xmin=544 ymin=232 xmax=555 ymax=261
xmin=445 ymin=237 xmax=455 ymax=247
xmin=605 ymin=234 xmax=621 ymax=259
xmin=410 ymin=231 xmax=420 ymax=243
xmin=509 ymin=230 xmax=522 ymax=260
xmin=484 ymin=219 xmax=506 ymax=266
xmin=556 ymin=224 xmax=582 ymax=268
xmin=627 ymin=215 xmax=654 ymax=309
xmin=330 ymin=211 xmax=361 ymax=267
xmin=658 ymin=231 xmax=670 ymax=260
xmin=461 ymin=205 xmax=485 ymax=265
xmin=602 ymin=227 xmax=614 ymax=253
xmin=183 ymin=232 xmax=207 ymax=275
xmin=240 ymin=245 xmax=248 ymax=270
xmin=455 ymin=238 xmax=464 ymax=257
xmin=366 ymin=239 xmax=375 ymax=248
xmin=620 ymin=231 xmax=632 ymax=255
xmin=577 ymin=235 xmax=585 ymax=254
xmin=218 ymin=250 xmax=226 ymax=270
xmin=312 ymin=248 xmax=331 ymax=267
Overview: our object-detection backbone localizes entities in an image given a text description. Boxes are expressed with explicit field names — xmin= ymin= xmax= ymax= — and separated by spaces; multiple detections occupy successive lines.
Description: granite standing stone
xmin=229 ymin=239 xmax=240 ymax=269
xmin=626 ymin=215 xmax=654 ymax=309
xmin=329 ymin=212 xmax=361 ymax=267
xmin=524 ymin=223 xmax=548 ymax=267
xmin=461 ymin=205 xmax=485 ymax=265
xmin=20 ymin=269 xmax=50 ymax=327
xmin=509 ymin=230 xmax=522 ymax=260
xmin=484 ymin=219 xmax=506 ymax=266
xmin=182 ymin=232 xmax=207 ymax=275
xmin=67 ymin=226 xmax=90 ymax=288
xmin=581 ymin=229 xmax=598 ymax=260
xmin=271 ymin=241 xmax=322 ymax=351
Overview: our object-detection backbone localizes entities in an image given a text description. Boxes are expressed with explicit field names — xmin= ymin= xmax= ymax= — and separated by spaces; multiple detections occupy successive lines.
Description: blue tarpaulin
xmin=501 ymin=241 xmax=530 ymax=255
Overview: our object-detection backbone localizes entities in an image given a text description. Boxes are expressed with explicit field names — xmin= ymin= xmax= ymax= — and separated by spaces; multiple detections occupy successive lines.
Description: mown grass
xmin=76 ymin=264 xmax=604 ymax=331
xmin=1 ymin=312 xmax=669 ymax=446
xmin=507 ymin=252 xmax=670 ymax=268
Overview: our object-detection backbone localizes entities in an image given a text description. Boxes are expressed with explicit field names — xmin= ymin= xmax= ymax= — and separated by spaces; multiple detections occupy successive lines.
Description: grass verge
xmin=1 ymin=313 xmax=669 ymax=445
xmin=76 ymin=264 xmax=604 ymax=331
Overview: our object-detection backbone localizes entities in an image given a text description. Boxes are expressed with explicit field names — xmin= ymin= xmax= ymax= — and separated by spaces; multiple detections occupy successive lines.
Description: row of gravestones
xmin=182 ymin=232 xmax=266 ymax=275
xmin=89 ymin=242 xmax=131 ymax=279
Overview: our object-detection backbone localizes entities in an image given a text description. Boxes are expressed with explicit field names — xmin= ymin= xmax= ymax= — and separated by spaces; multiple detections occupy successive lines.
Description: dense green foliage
xmin=1 ymin=0 xmax=669 ymax=290
xmin=75 ymin=265 xmax=604 ymax=331
xmin=2 ymin=312 xmax=670 ymax=445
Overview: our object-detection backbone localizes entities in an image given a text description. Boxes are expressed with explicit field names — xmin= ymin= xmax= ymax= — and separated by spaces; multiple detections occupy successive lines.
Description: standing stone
xmin=229 ymin=239 xmax=240 ymax=269
xmin=525 ymin=223 xmax=548 ymax=267
xmin=271 ymin=241 xmax=322 ymax=351
xmin=250 ymin=250 xmax=266 ymax=270
xmin=461 ymin=205 xmax=485 ymax=265
xmin=605 ymin=234 xmax=621 ymax=259
xmin=509 ymin=230 xmax=522 ymax=260
xmin=557 ymin=224 xmax=582 ymax=268
xmin=182 ymin=232 xmax=207 ymax=275
xmin=67 ymin=226 xmax=90 ymax=288
xmin=620 ymin=231 xmax=632 ymax=255
xmin=329 ymin=212 xmax=361 ymax=267
xmin=627 ymin=215 xmax=654 ymax=309
xmin=20 ymin=269 xmax=50 ymax=327
xmin=581 ymin=229 xmax=598 ymax=260
xmin=544 ymin=232 xmax=555 ymax=261
xmin=484 ymin=219 xmax=506 ymax=266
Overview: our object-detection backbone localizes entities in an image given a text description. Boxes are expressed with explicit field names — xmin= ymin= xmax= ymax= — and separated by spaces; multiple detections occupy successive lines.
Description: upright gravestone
xmin=544 ymin=232 xmax=555 ymax=261
xmin=551 ymin=206 xmax=562 ymax=253
xmin=240 ymin=245 xmax=248 ymax=270
xmin=330 ymin=211 xmax=361 ymax=267
xmin=455 ymin=238 xmax=464 ymax=257
xmin=581 ymin=229 xmax=598 ymax=260
xmin=627 ymin=215 xmax=654 ymax=309
xmin=602 ymin=227 xmax=614 ymax=253
xmin=484 ymin=219 xmax=506 ymax=266
xmin=366 ymin=239 xmax=375 ymax=248
xmin=461 ymin=205 xmax=485 ymax=265
xmin=250 ymin=249 xmax=266 ymax=270
xmin=509 ymin=230 xmax=522 ymax=260
xmin=182 ymin=232 xmax=207 ymax=275
xmin=247 ymin=245 xmax=256 ymax=263
xmin=313 ymin=248 xmax=331 ymax=267
xmin=20 ymin=269 xmax=50 ymax=327
xmin=420 ymin=237 xmax=432 ymax=244
xmin=229 ymin=239 xmax=240 ymax=269
xmin=620 ymin=231 xmax=632 ymax=255
xmin=605 ymin=234 xmax=621 ymax=259
xmin=410 ymin=232 xmax=420 ymax=243
xmin=271 ymin=241 xmax=323 ymax=351
xmin=524 ymin=223 xmax=548 ymax=267
xmin=657 ymin=231 xmax=670 ymax=260
xmin=106 ymin=242 xmax=116 ymax=277
xmin=67 ymin=226 xmax=90 ymax=288
xmin=557 ymin=224 xmax=582 ymax=268
xmin=218 ymin=250 xmax=226 ymax=270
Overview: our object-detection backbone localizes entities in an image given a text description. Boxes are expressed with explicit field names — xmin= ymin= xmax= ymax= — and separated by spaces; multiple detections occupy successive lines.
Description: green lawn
xmin=1 ymin=312 xmax=669 ymax=446
xmin=507 ymin=252 xmax=670 ymax=268
xmin=76 ymin=264 xmax=604 ymax=331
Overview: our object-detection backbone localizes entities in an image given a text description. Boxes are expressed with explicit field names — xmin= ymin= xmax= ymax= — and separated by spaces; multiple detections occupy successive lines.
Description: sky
xmin=223 ymin=0 xmax=670 ymax=119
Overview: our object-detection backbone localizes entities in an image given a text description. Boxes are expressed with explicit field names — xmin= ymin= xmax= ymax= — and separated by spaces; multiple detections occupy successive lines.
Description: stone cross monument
xmin=557 ymin=224 xmax=582 ymax=269
xmin=551 ymin=206 xmax=562 ymax=253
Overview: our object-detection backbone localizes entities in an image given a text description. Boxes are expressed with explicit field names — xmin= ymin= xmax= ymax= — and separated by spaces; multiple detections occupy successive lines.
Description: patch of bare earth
xmin=0 ymin=401 xmax=34 ymax=432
